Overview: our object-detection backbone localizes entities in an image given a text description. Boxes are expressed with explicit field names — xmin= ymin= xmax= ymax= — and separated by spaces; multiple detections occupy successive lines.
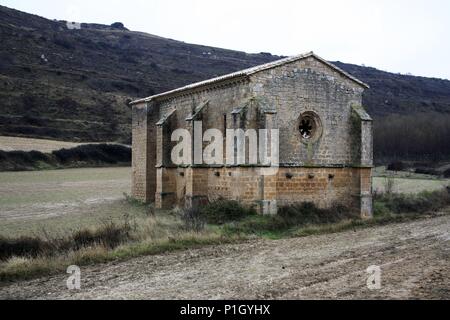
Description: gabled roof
xmin=131 ymin=51 xmax=369 ymax=105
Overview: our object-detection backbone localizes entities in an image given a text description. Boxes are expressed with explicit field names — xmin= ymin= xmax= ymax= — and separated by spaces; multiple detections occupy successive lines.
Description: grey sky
xmin=2 ymin=0 xmax=449 ymax=79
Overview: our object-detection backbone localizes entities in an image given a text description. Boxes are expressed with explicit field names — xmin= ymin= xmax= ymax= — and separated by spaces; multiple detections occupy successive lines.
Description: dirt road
xmin=1 ymin=215 xmax=449 ymax=300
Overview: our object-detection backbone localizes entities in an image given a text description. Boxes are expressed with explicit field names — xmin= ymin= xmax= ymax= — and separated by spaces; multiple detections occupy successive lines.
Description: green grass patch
xmin=200 ymin=200 xmax=258 ymax=225
xmin=221 ymin=202 xmax=357 ymax=239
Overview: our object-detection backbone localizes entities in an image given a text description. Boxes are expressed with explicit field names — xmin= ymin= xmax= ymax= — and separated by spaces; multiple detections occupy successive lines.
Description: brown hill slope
xmin=1 ymin=5 xmax=450 ymax=147
xmin=0 ymin=5 xmax=280 ymax=142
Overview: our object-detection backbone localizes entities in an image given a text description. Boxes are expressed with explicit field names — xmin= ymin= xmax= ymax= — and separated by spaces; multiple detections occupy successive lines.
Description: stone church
xmin=130 ymin=52 xmax=373 ymax=218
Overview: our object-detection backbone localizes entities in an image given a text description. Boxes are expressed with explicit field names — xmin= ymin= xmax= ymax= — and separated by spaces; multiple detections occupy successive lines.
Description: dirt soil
xmin=1 ymin=215 xmax=449 ymax=300
xmin=0 ymin=136 xmax=85 ymax=153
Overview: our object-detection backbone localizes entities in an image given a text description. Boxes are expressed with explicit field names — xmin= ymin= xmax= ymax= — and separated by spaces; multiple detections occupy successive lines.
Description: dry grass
xmin=1 ymin=166 xmax=449 ymax=283
xmin=0 ymin=216 xmax=241 ymax=282
xmin=2 ymin=205 xmax=447 ymax=283
xmin=0 ymin=136 xmax=129 ymax=153
xmin=0 ymin=136 xmax=85 ymax=153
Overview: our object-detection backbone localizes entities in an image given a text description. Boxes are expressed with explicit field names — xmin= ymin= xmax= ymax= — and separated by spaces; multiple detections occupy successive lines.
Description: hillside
xmin=1 ymin=5 xmax=450 ymax=145
xmin=0 ymin=5 xmax=280 ymax=142
xmin=333 ymin=62 xmax=450 ymax=116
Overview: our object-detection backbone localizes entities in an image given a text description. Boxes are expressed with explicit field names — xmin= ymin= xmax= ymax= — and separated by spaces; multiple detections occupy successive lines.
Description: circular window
xmin=298 ymin=111 xmax=323 ymax=144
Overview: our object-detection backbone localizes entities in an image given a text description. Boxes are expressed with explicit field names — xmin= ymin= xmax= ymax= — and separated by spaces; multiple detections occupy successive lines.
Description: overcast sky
xmin=2 ymin=0 xmax=450 ymax=79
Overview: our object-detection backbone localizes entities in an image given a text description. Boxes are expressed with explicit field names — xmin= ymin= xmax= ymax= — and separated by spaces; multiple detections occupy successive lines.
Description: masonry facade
xmin=131 ymin=52 xmax=374 ymax=218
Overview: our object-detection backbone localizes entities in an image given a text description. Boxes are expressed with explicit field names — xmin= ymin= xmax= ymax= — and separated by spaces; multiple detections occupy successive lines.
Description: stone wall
xmin=131 ymin=102 xmax=158 ymax=203
xmin=249 ymin=56 xmax=365 ymax=166
xmin=155 ymin=167 xmax=371 ymax=216
xmin=132 ymin=55 xmax=373 ymax=217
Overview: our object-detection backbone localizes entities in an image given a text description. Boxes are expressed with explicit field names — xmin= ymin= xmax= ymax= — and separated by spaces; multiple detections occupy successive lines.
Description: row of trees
xmin=373 ymin=112 xmax=450 ymax=162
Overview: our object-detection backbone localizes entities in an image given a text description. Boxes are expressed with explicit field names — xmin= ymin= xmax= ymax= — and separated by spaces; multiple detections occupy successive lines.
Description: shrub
xmin=373 ymin=201 xmax=390 ymax=216
xmin=415 ymin=167 xmax=440 ymax=176
xmin=111 ymin=80 xmax=140 ymax=93
xmin=111 ymin=22 xmax=126 ymax=30
xmin=178 ymin=200 xmax=257 ymax=230
xmin=23 ymin=115 xmax=45 ymax=126
xmin=225 ymin=202 xmax=355 ymax=235
xmin=0 ymin=220 xmax=132 ymax=261
xmin=53 ymin=37 xmax=75 ymax=50
xmin=276 ymin=202 xmax=354 ymax=227
xmin=387 ymin=161 xmax=405 ymax=171
xmin=53 ymin=144 xmax=131 ymax=164
xmin=375 ymin=189 xmax=450 ymax=214
xmin=5 ymin=150 xmax=48 ymax=163
xmin=443 ymin=168 xmax=450 ymax=178
xmin=181 ymin=207 xmax=206 ymax=232
xmin=72 ymin=221 xmax=131 ymax=250
xmin=200 ymin=200 xmax=257 ymax=225
xmin=0 ymin=145 xmax=131 ymax=172
xmin=0 ymin=237 xmax=49 ymax=261
xmin=0 ymin=150 xmax=53 ymax=171
xmin=171 ymin=68 xmax=192 ymax=75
